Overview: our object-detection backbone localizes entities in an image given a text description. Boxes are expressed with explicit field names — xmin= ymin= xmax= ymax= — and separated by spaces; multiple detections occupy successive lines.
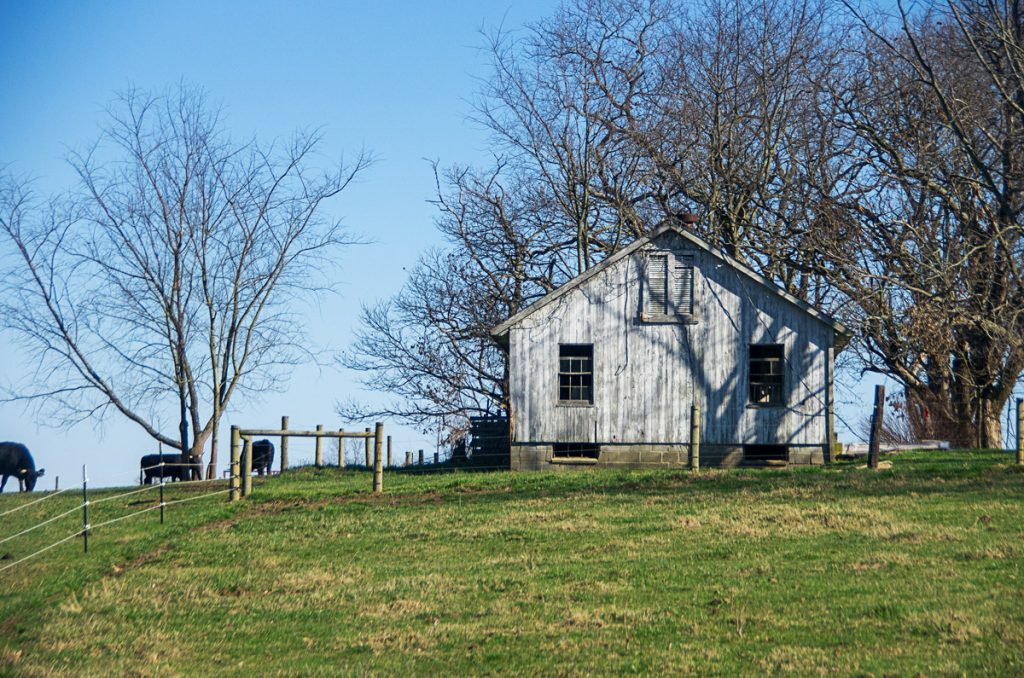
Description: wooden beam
xmin=237 ymin=428 xmax=375 ymax=438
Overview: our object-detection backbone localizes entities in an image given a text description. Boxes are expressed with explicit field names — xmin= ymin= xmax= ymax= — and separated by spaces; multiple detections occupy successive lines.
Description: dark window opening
xmin=558 ymin=344 xmax=593 ymax=404
xmin=743 ymin=444 xmax=788 ymax=466
xmin=553 ymin=443 xmax=600 ymax=459
xmin=749 ymin=344 xmax=784 ymax=405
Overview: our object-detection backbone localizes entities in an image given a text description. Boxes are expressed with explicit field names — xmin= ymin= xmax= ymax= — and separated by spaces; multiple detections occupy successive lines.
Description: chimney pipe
xmin=680 ymin=212 xmax=699 ymax=227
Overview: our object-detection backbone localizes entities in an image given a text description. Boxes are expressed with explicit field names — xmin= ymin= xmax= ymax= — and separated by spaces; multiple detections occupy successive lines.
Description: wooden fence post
xmin=280 ymin=415 xmax=289 ymax=472
xmin=339 ymin=429 xmax=346 ymax=469
xmin=868 ymin=385 xmax=885 ymax=470
xmin=364 ymin=428 xmax=372 ymax=467
xmin=242 ymin=436 xmax=253 ymax=497
xmin=418 ymin=449 xmax=424 ymax=466
xmin=373 ymin=422 xmax=384 ymax=494
xmin=1016 ymin=398 xmax=1022 ymax=465
xmin=230 ymin=425 xmax=241 ymax=502
xmin=405 ymin=451 xmax=412 ymax=467
xmin=690 ymin=404 xmax=701 ymax=471
xmin=387 ymin=435 xmax=393 ymax=468
xmin=434 ymin=452 xmax=439 ymax=465
xmin=315 ymin=424 xmax=324 ymax=467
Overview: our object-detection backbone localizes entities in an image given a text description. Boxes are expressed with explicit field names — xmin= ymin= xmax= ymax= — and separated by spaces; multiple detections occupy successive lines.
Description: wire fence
xmin=0 ymin=486 xmax=74 ymax=517
xmin=0 ymin=464 xmax=234 ymax=575
xmin=4 ymin=410 xmax=1019 ymax=576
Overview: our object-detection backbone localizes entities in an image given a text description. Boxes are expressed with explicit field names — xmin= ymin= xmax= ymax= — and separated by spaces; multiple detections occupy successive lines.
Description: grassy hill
xmin=2 ymin=450 xmax=1023 ymax=676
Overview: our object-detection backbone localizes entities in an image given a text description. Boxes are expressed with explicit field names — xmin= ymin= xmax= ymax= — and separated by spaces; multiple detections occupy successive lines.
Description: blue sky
xmin=0 ymin=0 xmax=942 ymax=490
xmin=0 ymin=0 xmax=561 ymax=487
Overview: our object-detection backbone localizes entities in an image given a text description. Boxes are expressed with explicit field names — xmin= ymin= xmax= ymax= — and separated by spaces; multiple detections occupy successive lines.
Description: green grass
xmin=2 ymin=450 xmax=1023 ymax=676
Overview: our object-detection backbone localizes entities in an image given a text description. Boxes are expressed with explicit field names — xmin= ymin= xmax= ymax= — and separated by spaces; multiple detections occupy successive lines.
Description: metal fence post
xmin=868 ymin=385 xmax=885 ymax=469
xmin=159 ymin=465 xmax=165 ymax=524
xmin=81 ymin=465 xmax=89 ymax=553
xmin=280 ymin=415 xmax=289 ymax=472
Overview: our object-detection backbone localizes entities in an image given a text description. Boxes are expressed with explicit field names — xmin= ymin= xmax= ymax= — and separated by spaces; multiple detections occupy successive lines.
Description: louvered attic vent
xmin=642 ymin=251 xmax=694 ymax=321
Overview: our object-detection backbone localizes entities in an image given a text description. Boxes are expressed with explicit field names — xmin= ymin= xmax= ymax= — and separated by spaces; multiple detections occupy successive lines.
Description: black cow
xmin=245 ymin=439 xmax=275 ymax=476
xmin=140 ymin=453 xmax=201 ymax=485
xmin=0 ymin=442 xmax=45 ymax=493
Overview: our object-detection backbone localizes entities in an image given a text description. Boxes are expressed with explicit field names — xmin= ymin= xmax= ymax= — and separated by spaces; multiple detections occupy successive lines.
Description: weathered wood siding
xmin=508 ymin=231 xmax=833 ymax=446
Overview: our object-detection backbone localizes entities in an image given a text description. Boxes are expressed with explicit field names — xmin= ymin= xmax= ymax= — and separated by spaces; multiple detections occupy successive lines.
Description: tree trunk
xmin=979 ymin=399 xmax=1003 ymax=449
xmin=206 ymin=393 xmax=221 ymax=480
xmin=206 ymin=424 xmax=219 ymax=480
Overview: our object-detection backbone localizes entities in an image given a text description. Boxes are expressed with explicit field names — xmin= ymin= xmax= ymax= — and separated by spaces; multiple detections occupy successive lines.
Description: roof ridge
xmin=490 ymin=222 xmax=849 ymax=342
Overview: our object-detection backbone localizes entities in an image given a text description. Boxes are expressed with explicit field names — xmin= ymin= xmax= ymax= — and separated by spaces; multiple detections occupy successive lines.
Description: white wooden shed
xmin=491 ymin=222 xmax=849 ymax=470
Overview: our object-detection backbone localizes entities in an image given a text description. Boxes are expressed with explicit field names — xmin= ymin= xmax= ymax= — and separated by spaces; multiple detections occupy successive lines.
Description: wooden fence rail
xmin=230 ymin=422 xmax=385 ymax=501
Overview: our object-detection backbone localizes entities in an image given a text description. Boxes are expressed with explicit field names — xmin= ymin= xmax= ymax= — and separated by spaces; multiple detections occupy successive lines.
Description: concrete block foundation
xmin=510 ymin=443 xmax=826 ymax=471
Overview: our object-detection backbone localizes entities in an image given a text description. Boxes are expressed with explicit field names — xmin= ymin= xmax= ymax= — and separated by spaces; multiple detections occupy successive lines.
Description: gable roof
xmin=491 ymin=222 xmax=850 ymax=345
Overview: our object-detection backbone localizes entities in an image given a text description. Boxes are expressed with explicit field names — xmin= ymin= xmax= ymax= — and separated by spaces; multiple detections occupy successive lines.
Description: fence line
xmin=0 ymin=487 xmax=74 ymax=517
xmin=0 ymin=468 xmax=237 ymax=574
xmin=0 ymin=504 xmax=83 ymax=545
xmin=166 ymin=476 xmax=226 ymax=488
xmin=88 ymin=483 xmax=161 ymax=506
xmin=0 ymin=529 xmax=85 ymax=574
xmin=162 ymin=487 xmax=231 ymax=507
xmin=88 ymin=503 xmax=164 ymax=531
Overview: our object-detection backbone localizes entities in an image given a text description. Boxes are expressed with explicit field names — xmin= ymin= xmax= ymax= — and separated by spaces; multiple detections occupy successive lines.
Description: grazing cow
xmin=246 ymin=439 xmax=275 ymax=476
xmin=0 ymin=442 xmax=45 ymax=493
xmin=140 ymin=453 xmax=201 ymax=485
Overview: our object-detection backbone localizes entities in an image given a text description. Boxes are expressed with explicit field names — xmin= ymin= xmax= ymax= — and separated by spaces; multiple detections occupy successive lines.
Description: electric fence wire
xmin=0 ymin=486 xmax=74 ymax=517
xmin=1 ymin=485 xmax=234 ymax=575
xmin=161 ymin=486 xmax=231 ymax=507
xmin=87 ymin=483 xmax=161 ymax=506
xmin=87 ymin=503 xmax=164 ymax=531
xmin=0 ymin=529 xmax=84 ymax=574
xmin=0 ymin=504 xmax=82 ymax=545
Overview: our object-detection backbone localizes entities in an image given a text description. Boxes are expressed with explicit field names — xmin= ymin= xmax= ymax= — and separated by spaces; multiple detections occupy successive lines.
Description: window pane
xmin=558 ymin=344 xmax=593 ymax=403
xmin=749 ymin=344 xmax=784 ymax=405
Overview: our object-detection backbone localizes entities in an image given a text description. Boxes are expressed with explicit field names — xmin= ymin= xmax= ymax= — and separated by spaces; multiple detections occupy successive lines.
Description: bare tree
xmin=474 ymin=0 xmax=668 ymax=276
xmin=822 ymin=1 xmax=1024 ymax=446
xmin=340 ymin=163 xmax=555 ymax=433
xmin=342 ymin=1 xmax=669 ymax=434
xmin=0 ymin=86 xmax=371 ymax=476
xmin=343 ymin=0 xmax=853 ymax=437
